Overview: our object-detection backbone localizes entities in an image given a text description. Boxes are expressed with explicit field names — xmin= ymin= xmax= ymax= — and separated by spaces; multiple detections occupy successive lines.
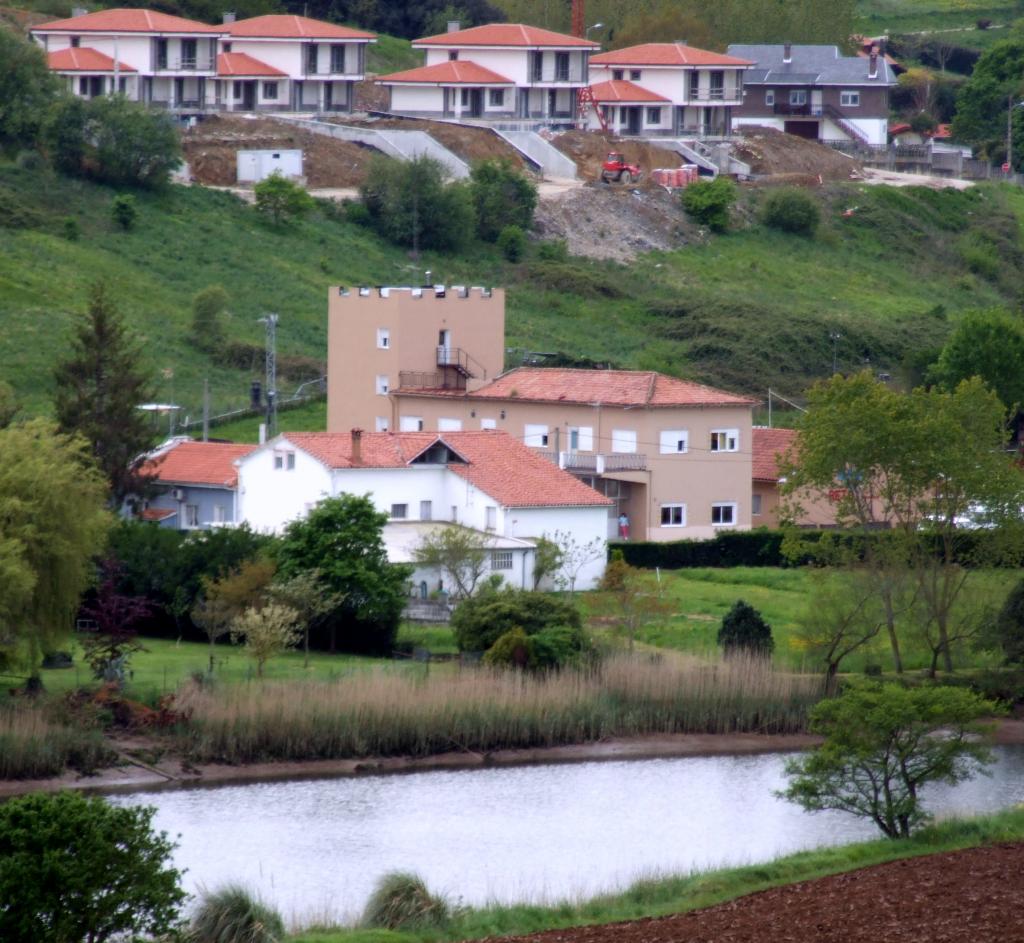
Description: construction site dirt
xmin=734 ymin=125 xmax=863 ymax=181
xmin=490 ymin=842 xmax=1024 ymax=943
xmin=551 ymin=130 xmax=686 ymax=183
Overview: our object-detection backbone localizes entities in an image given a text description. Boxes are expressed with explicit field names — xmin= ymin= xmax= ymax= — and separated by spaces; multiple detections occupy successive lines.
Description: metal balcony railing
xmin=539 ymin=451 xmax=648 ymax=473
xmin=155 ymin=57 xmax=215 ymax=72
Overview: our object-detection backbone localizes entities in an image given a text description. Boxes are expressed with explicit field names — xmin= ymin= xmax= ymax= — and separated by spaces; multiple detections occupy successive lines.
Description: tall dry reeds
xmin=0 ymin=706 xmax=114 ymax=779
xmin=180 ymin=654 xmax=822 ymax=764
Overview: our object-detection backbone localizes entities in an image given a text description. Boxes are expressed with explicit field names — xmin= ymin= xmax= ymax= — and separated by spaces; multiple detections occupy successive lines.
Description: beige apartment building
xmin=327 ymin=284 xmax=757 ymax=541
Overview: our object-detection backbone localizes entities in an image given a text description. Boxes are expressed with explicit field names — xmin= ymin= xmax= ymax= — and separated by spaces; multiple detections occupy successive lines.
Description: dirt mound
xmin=734 ymin=126 xmax=862 ymax=181
xmin=354 ymin=78 xmax=389 ymax=112
xmin=0 ymin=4 xmax=53 ymax=33
xmin=180 ymin=115 xmax=382 ymax=187
xmin=494 ymin=842 xmax=1024 ymax=943
xmin=551 ymin=130 xmax=683 ymax=183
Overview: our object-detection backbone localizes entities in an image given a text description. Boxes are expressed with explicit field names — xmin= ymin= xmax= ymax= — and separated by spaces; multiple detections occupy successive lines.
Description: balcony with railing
xmin=686 ymin=88 xmax=743 ymax=105
xmin=303 ymin=45 xmax=366 ymax=77
xmin=539 ymin=451 xmax=648 ymax=473
xmin=528 ymin=61 xmax=587 ymax=84
xmin=154 ymin=56 xmax=216 ymax=72
xmin=773 ymin=101 xmax=822 ymax=117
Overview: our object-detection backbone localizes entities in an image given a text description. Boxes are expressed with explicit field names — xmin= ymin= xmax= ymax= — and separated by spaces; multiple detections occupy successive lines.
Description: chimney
xmin=222 ymin=11 xmax=236 ymax=23
xmin=675 ymin=39 xmax=688 ymax=46
xmin=351 ymin=427 xmax=363 ymax=465
xmin=446 ymin=19 xmax=460 ymax=32
xmin=868 ymin=47 xmax=879 ymax=79
xmin=782 ymin=43 xmax=792 ymax=63
xmin=71 ymin=6 xmax=87 ymax=16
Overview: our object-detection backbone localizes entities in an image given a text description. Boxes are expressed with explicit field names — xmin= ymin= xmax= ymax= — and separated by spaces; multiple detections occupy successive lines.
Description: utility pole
xmin=202 ymin=378 xmax=210 ymax=442
xmin=829 ymin=331 xmax=842 ymax=375
xmin=1009 ymin=91 xmax=1014 ymax=175
xmin=258 ymin=313 xmax=278 ymax=438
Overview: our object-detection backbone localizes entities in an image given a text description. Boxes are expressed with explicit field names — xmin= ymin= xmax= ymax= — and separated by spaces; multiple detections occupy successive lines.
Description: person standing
xmin=618 ymin=512 xmax=630 ymax=540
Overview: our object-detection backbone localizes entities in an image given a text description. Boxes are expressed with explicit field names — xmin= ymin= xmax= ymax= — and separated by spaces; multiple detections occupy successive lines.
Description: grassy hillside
xmin=2 ymin=161 xmax=1023 ymax=419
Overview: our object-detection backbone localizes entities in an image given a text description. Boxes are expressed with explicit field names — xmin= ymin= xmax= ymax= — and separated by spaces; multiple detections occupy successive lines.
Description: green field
xmin=854 ymin=0 xmax=1020 ymax=45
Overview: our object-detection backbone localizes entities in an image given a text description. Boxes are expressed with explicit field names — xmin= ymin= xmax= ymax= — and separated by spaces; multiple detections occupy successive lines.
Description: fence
xmin=823 ymin=139 xmax=1024 ymax=185
xmin=176 ymin=376 xmax=326 ymax=435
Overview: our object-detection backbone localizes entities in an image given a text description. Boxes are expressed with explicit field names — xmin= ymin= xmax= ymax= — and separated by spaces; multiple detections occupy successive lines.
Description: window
xmin=660 ymin=430 xmax=688 ymax=454
xmin=185 ymin=504 xmax=199 ymax=528
xmin=448 ymin=50 xmax=458 ymax=61
xmin=840 ymin=90 xmax=860 ymax=107
xmin=70 ymin=35 xmax=80 ymax=47
xmin=273 ymin=450 xmax=296 ymax=470
xmin=612 ymin=429 xmax=637 ymax=453
xmin=485 ymin=506 xmax=497 ymax=530
xmin=489 ymin=88 xmax=505 ymax=107
xmin=79 ymin=76 xmax=88 ymax=95
xmin=689 ymin=71 xmax=699 ymax=97
xmin=660 ymin=504 xmax=686 ymax=527
xmin=711 ymin=502 xmax=737 ymax=526
xmin=223 ymin=41 xmax=232 ymax=52
xmin=118 ymin=77 xmax=127 ymax=93
xmin=330 ymin=44 xmax=345 ymax=73
xmin=213 ymin=504 xmax=227 ymax=523
xmin=420 ymin=500 xmax=432 ymax=520
xmin=524 ymin=424 xmax=549 ymax=448
xmin=390 ymin=503 xmax=408 ymax=519
xmin=262 ymin=81 xmax=278 ymax=100
xmin=765 ymin=89 xmax=775 ymax=106
xmin=555 ymin=52 xmax=569 ymax=81
xmin=399 ymin=416 xmax=424 ymax=431
xmin=630 ymin=69 xmax=641 ymax=81
xmin=306 ymin=44 xmax=318 ymax=74
xmin=480 ymin=418 xmax=497 ymax=430
xmin=612 ymin=69 xmax=624 ymax=80
xmin=789 ymin=89 xmax=808 ymax=106
xmin=460 ymin=88 xmax=470 ymax=107
xmin=710 ymin=429 xmax=739 ymax=452
xmin=530 ymin=51 xmax=542 ymax=81
xmin=233 ymin=81 xmax=242 ymax=100
xmin=438 ymin=417 xmax=463 ymax=431
xmin=709 ymin=71 xmax=724 ymax=98
xmin=569 ymin=426 xmax=593 ymax=451
xmin=491 ymin=550 xmax=513 ymax=570
xmin=375 ymin=416 xmax=389 ymax=432
xmin=375 ymin=374 xmax=389 ymax=395
xmin=155 ymin=38 xmax=168 ymax=70
xmin=376 ymin=327 xmax=390 ymax=349
xmin=646 ymin=106 xmax=662 ymax=124
xmin=752 ymin=494 xmax=762 ymax=516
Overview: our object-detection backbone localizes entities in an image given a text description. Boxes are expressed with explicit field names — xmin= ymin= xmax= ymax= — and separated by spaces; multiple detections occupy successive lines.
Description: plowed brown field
xmin=489 ymin=842 xmax=1024 ymax=943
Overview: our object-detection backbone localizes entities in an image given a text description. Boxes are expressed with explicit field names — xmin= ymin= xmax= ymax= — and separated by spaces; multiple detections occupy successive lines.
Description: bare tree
xmin=412 ymin=526 xmax=490 ymax=599
xmin=550 ymin=530 xmax=605 ymax=595
xmin=269 ymin=569 xmax=345 ymax=667
xmin=230 ymin=603 xmax=301 ymax=677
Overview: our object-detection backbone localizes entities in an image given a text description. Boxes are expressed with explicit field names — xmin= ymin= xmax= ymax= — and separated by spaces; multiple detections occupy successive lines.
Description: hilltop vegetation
xmin=3 ymin=158 xmax=1024 ymax=416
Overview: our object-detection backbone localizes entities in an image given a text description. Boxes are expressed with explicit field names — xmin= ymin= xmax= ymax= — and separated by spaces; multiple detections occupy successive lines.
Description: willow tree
xmin=0 ymin=420 xmax=111 ymax=676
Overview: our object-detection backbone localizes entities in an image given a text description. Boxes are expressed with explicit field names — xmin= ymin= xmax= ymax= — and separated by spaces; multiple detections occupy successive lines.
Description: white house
xmin=235 ymin=429 xmax=612 ymax=589
xmin=376 ymin=23 xmax=598 ymax=124
xmin=587 ymin=42 xmax=753 ymax=137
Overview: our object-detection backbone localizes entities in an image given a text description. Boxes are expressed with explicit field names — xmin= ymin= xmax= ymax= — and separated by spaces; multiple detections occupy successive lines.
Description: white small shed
xmin=236 ymin=149 xmax=304 ymax=184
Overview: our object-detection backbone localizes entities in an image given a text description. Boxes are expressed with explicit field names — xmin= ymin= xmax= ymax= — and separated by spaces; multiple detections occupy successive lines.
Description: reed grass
xmin=0 ymin=706 xmax=114 ymax=779
xmin=181 ymin=654 xmax=822 ymax=764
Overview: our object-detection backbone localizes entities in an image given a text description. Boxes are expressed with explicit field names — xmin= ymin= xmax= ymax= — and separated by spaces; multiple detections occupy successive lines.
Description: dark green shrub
xmin=537 ymin=238 xmax=569 ymax=261
xmin=531 ymin=623 xmax=594 ymax=668
xmin=254 ymin=172 xmax=314 ymax=226
xmin=523 ymin=260 xmax=625 ymax=298
xmin=345 ymin=200 xmax=373 ymax=227
xmin=191 ymin=284 xmax=228 ymax=351
xmin=996 ymin=579 xmax=1024 ymax=664
xmin=717 ymin=599 xmax=774 ymax=656
xmin=680 ymin=176 xmax=736 ymax=232
xmin=86 ymin=96 xmax=181 ymax=187
xmin=361 ymin=871 xmax=450 ymax=930
xmin=497 ymin=224 xmax=527 ymax=261
xmin=61 ymin=215 xmax=80 ymax=241
xmin=111 ymin=193 xmax=137 ymax=231
xmin=189 ymin=884 xmax=285 ymax=943
xmin=483 ymin=626 xmax=534 ymax=668
xmin=451 ymin=588 xmax=582 ymax=652
xmin=15 ymin=149 xmax=44 ymax=170
xmin=760 ymin=187 xmax=820 ymax=236
xmin=469 ymin=158 xmax=537 ymax=241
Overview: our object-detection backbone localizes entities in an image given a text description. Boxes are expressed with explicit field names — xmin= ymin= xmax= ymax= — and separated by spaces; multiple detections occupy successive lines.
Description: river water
xmin=109 ymin=746 xmax=1024 ymax=923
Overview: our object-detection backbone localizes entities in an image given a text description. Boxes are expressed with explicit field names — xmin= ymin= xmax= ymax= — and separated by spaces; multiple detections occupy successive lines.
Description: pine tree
xmin=54 ymin=283 xmax=156 ymax=507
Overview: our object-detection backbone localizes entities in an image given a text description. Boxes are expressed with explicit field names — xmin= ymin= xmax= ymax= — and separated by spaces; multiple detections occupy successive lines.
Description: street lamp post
xmin=585 ymin=21 xmax=604 ymax=40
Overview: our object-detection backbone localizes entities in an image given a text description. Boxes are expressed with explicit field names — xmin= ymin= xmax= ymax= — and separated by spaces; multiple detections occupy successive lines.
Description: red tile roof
xmin=752 ymin=427 xmax=797 ymax=482
xmin=140 ymin=507 xmax=177 ymax=522
xmin=378 ymin=60 xmax=513 ymax=85
xmin=589 ymin=79 xmax=669 ymax=103
xmin=280 ymin=431 xmax=611 ymax=508
xmin=227 ymin=14 xmax=374 ymax=39
xmin=403 ymin=368 xmax=757 ymax=408
xmin=33 ymin=8 xmax=223 ymax=33
xmin=217 ymin=51 xmax=286 ymax=77
xmin=414 ymin=23 xmax=598 ymax=48
xmin=47 ymin=47 xmax=137 ymax=72
xmin=592 ymin=43 xmax=752 ymax=67
xmin=141 ymin=440 xmax=257 ymax=488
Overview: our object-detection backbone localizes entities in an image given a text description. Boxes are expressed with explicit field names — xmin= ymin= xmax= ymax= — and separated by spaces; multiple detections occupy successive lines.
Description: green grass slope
xmin=2 ymin=163 xmax=1022 ymax=419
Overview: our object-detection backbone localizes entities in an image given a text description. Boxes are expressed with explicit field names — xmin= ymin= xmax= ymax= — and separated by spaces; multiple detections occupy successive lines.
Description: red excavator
xmin=601 ymin=152 xmax=642 ymax=185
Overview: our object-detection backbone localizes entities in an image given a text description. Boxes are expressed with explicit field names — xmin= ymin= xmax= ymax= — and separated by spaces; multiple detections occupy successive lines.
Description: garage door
xmin=784 ymin=120 xmax=819 ymax=140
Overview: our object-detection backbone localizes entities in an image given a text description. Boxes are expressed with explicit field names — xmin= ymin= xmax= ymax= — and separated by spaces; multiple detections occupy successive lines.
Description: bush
xmin=450 ymin=588 xmax=582 ymax=652
xmin=191 ymin=284 xmax=228 ymax=351
xmin=497 ymin=223 xmax=527 ymax=261
xmin=189 ymin=884 xmax=285 ymax=943
xmin=86 ymin=96 xmax=181 ymax=187
xmin=61 ymin=215 xmax=80 ymax=241
xmin=468 ymin=158 xmax=538 ymax=242
xmin=254 ymin=172 xmax=314 ymax=225
xmin=362 ymin=871 xmax=450 ymax=930
xmin=344 ymin=200 xmax=373 ymax=227
xmin=111 ymin=193 xmax=137 ymax=231
xmin=536 ymin=238 xmax=569 ymax=261
xmin=681 ymin=176 xmax=736 ymax=232
xmin=718 ymin=599 xmax=774 ymax=657
xmin=0 ymin=791 xmax=185 ymax=942
xmin=996 ymin=579 xmax=1024 ymax=665
xmin=760 ymin=188 xmax=820 ymax=236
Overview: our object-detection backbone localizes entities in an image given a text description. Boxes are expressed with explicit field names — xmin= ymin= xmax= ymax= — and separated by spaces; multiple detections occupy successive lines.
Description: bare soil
xmin=493 ymin=842 xmax=1024 ymax=943
xmin=551 ymin=130 xmax=683 ymax=184
xmin=733 ymin=126 xmax=863 ymax=183
xmin=354 ymin=77 xmax=389 ymax=113
xmin=180 ymin=114 xmax=382 ymax=187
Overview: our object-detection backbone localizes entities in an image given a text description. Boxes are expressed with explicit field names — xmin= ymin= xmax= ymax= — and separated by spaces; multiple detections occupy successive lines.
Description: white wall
xmin=504 ymin=505 xmax=608 ymax=590
xmin=390 ymin=85 xmax=445 ymax=112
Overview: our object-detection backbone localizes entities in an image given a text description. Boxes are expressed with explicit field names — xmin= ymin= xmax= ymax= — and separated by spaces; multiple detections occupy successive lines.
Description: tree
xmin=468 ymin=158 xmax=538 ymax=242
xmin=759 ymin=188 xmax=820 ymax=236
xmin=717 ymin=599 xmax=774 ymax=657
xmin=995 ymin=578 xmax=1024 ymax=664
xmin=359 ymin=155 xmax=475 ymax=252
xmin=550 ymin=529 xmax=605 ymax=594
xmin=45 ymin=96 xmax=88 ymax=176
xmin=681 ymin=177 xmax=736 ymax=233
xmin=450 ymin=587 xmax=582 ymax=652
xmin=0 ymin=420 xmax=111 ymax=676
xmin=54 ymin=282 xmax=156 ymax=507
xmin=0 ymin=29 xmax=60 ymax=152
xmin=268 ymin=568 xmax=345 ymax=667
xmin=254 ymin=171 xmax=315 ymax=225
xmin=780 ymin=684 xmax=998 ymax=838
xmin=84 ymin=96 xmax=181 ymax=187
xmin=599 ymin=557 xmax=671 ymax=652
xmin=532 ymin=536 xmax=563 ymax=590
xmin=275 ymin=494 xmax=411 ymax=655
xmin=231 ymin=602 xmax=301 ymax=677
xmin=190 ymin=284 xmax=229 ymax=351
xmin=110 ymin=193 xmax=138 ymax=231
xmin=412 ymin=526 xmax=490 ymax=599
xmin=78 ymin=559 xmax=151 ymax=683
xmin=952 ymin=37 xmax=1024 ymax=166
xmin=0 ymin=380 xmax=19 ymax=429
xmin=0 ymin=790 xmax=185 ymax=942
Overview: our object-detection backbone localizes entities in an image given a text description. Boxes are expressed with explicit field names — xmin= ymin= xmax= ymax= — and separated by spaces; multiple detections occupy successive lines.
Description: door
xmin=324 ymin=82 xmax=333 ymax=111
xmin=811 ymin=89 xmax=823 ymax=116
xmin=784 ymin=120 xmax=818 ymax=139
xmin=242 ymin=81 xmax=255 ymax=110
xmin=181 ymin=38 xmax=197 ymax=69
xmin=469 ymin=88 xmax=483 ymax=117
xmin=438 ymin=329 xmax=451 ymax=363
xmin=625 ymin=106 xmax=641 ymax=135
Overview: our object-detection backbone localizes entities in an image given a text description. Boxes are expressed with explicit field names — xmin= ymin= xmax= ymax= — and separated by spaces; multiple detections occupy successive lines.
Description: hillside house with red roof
xmin=31 ymin=8 xmax=374 ymax=113
xmin=376 ymin=22 xmax=598 ymax=125
xmin=587 ymin=42 xmax=753 ymax=137
xmin=235 ymin=429 xmax=612 ymax=591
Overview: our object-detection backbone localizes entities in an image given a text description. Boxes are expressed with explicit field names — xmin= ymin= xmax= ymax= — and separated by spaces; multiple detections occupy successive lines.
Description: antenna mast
xmin=259 ymin=313 xmax=279 ymax=437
